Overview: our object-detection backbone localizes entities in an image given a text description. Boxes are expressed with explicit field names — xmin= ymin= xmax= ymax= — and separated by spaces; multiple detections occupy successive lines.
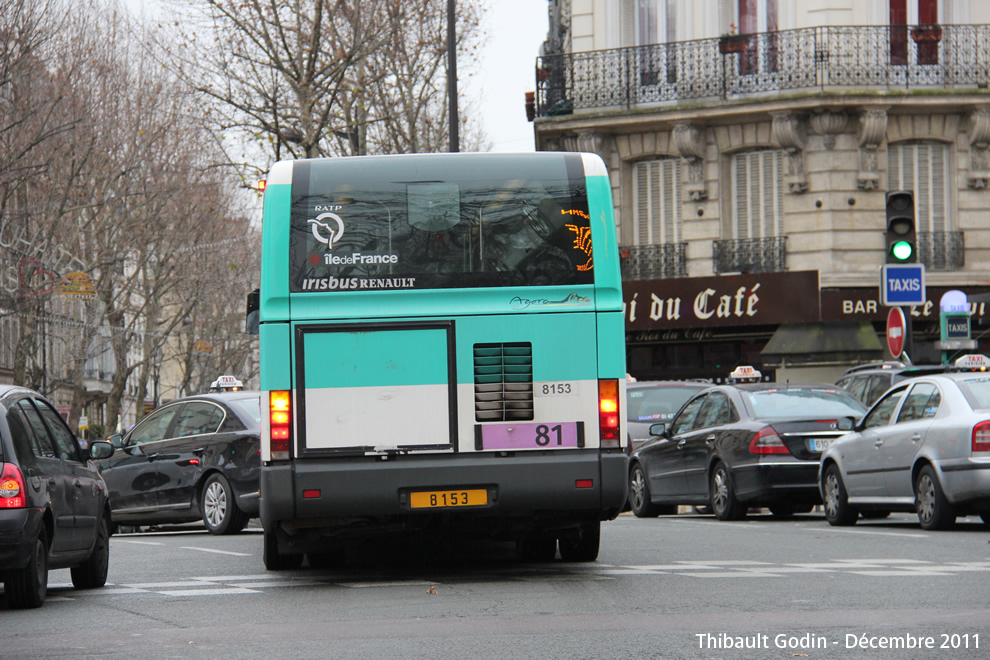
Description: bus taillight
xmin=269 ymin=390 xmax=291 ymax=460
xmin=599 ymin=379 xmax=620 ymax=448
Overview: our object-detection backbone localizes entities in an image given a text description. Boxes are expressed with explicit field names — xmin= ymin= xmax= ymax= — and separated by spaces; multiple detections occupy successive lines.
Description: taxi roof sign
xmin=953 ymin=354 xmax=990 ymax=371
xmin=210 ymin=375 xmax=243 ymax=391
xmin=728 ymin=366 xmax=762 ymax=381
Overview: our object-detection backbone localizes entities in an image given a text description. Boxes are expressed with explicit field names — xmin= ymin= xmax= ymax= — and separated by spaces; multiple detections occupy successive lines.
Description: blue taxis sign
xmin=881 ymin=263 xmax=926 ymax=306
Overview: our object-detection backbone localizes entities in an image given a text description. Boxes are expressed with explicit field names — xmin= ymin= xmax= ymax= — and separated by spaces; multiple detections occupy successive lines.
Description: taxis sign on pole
xmin=881 ymin=263 xmax=926 ymax=306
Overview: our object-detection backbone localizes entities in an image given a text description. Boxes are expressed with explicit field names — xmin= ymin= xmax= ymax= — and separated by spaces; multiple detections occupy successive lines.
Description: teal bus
xmin=252 ymin=152 xmax=627 ymax=569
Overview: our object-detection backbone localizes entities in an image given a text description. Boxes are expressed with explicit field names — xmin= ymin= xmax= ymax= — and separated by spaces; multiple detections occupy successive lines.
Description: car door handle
xmin=705 ymin=434 xmax=716 ymax=445
xmin=874 ymin=439 xmax=884 ymax=448
xmin=911 ymin=434 xmax=922 ymax=443
xmin=74 ymin=478 xmax=84 ymax=489
xmin=677 ymin=439 xmax=687 ymax=449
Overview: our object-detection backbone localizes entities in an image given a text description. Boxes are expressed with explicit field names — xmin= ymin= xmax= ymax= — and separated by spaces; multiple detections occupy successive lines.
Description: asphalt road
xmin=2 ymin=511 xmax=988 ymax=659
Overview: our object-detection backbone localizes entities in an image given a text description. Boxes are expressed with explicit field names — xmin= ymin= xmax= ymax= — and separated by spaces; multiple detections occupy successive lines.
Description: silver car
xmin=819 ymin=369 xmax=990 ymax=530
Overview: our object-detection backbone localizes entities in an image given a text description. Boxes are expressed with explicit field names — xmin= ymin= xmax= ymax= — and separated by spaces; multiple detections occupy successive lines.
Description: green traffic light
xmin=890 ymin=240 xmax=915 ymax=261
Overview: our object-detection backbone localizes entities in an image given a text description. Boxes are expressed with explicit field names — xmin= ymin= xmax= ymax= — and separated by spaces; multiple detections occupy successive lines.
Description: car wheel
xmin=915 ymin=465 xmax=956 ymax=530
xmin=558 ymin=521 xmax=600 ymax=562
xmin=200 ymin=473 xmax=249 ymax=535
xmin=628 ymin=464 xmax=661 ymax=518
xmin=71 ymin=514 xmax=110 ymax=589
xmin=5 ymin=527 xmax=48 ymax=609
xmin=823 ymin=464 xmax=858 ymax=526
xmin=710 ymin=461 xmax=746 ymax=521
xmin=263 ymin=529 xmax=303 ymax=570
xmin=516 ymin=532 xmax=557 ymax=562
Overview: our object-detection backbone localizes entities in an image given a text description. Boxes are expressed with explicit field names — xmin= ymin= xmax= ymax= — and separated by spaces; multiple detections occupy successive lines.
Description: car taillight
xmin=748 ymin=426 xmax=789 ymax=455
xmin=972 ymin=421 xmax=990 ymax=453
xmin=599 ymin=379 xmax=620 ymax=448
xmin=0 ymin=463 xmax=26 ymax=508
xmin=269 ymin=390 xmax=292 ymax=460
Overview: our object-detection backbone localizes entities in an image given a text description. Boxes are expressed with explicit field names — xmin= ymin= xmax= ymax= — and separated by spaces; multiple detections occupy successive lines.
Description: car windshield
xmin=956 ymin=377 xmax=990 ymax=410
xmin=227 ymin=396 xmax=262 ymax=425
xmin=627 ymin=386 xmax=705 ymax=422
xmin=743 ymin=388 xmax=866 ymax=419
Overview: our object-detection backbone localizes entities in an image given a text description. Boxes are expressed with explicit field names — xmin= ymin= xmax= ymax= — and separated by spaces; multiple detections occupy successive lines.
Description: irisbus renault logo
xmin=308 ymin=212 xmax=345 ymax=250
xmin=510 ymin=293 xmax=590 ymax=310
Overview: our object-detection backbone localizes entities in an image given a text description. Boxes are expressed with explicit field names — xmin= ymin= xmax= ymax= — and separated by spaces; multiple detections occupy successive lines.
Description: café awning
xmin=761 ymin=321 xmax=884 ymax=366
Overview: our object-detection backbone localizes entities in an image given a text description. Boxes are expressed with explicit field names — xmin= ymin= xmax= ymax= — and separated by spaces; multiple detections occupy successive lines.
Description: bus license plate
xmin=409 ymin=489 xmax=488 ymax=509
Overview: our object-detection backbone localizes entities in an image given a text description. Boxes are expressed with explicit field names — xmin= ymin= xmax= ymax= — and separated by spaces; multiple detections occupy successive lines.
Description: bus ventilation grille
xmin=473 ymin=342 xmax=534 ymax=422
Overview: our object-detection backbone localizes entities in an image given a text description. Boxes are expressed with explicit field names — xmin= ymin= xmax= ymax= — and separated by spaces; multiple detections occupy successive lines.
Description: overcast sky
xmin=123 ymin=0 xmax=548 ymax=153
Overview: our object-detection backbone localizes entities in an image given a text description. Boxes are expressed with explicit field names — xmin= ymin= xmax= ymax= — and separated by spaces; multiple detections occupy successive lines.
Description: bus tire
xmin=263 ymin=529 xmax=303 ymax=571
xmin=558 ymin=521 xmax=600 ymax=562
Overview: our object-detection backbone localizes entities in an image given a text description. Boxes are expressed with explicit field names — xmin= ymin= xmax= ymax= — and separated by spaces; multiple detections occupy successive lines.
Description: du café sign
xmin=623 ymin=271 xmax=820 ymax=332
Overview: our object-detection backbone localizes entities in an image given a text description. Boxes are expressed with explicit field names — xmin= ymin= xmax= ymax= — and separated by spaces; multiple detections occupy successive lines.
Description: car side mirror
xmin=648 ymin=423 xmax=667 ymax=437
xmin=108 ymin=433 xmax=124 ymax=448
xmin=836 ymin=416 xmax=856 ymax=432
xmin=89 ymin=441 xmax=115 ymax=460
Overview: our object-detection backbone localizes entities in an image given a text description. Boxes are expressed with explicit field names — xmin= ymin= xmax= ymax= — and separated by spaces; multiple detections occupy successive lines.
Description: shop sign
xmin=821 ymin=287 xmax=990 ymax=323
xmin=623 ymin=271 xmax=820 ymax=330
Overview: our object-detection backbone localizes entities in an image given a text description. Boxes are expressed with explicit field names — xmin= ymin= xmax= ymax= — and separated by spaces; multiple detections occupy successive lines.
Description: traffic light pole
xmin=900 ymin=306 xmax=914 ymax=363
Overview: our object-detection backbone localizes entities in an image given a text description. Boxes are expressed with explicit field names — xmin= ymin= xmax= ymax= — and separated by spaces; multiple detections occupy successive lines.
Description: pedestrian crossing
xmin=40 ymin=557 xmax=990 ymax=600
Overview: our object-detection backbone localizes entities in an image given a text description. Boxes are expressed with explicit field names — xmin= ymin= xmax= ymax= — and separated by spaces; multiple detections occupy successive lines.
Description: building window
xmin=634 ymin=159 xmax=682 ymax=245
xmin=888 ymin=141 xmax=949 ymax=235
xmin=730 ymin=150 xmax=784 ymax=239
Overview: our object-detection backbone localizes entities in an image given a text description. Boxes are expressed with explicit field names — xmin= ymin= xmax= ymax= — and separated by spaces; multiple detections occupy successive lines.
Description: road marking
xmin=157 ymin=587 xmax=261 ymax=596
xmin=802 ymin=527 xmax=927 ymax=538
xmin=114 ymin=540 xmax=164 ymax=546
xmin=40 ymin=557 xmax=990 ymax=602
xmin=180 ymin=546 xmax=251 ymax=557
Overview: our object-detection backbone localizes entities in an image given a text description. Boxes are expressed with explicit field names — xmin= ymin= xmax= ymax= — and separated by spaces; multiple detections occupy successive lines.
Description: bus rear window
xmin=287 ymin=154 xmax=594 ymax=292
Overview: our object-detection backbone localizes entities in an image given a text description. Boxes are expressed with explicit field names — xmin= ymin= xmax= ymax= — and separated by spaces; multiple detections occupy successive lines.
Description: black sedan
xmin=100 ymin=391 xmax=261 ymax=535
xmin=628 ymin=381 xmax=866 ymax=520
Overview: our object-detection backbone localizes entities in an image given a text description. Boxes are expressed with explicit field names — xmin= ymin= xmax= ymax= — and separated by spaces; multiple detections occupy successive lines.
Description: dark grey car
xmin=629 ymin=383 xmax=866 ymax=521
xmin=1 ymin=385 xmax=114 ymax=608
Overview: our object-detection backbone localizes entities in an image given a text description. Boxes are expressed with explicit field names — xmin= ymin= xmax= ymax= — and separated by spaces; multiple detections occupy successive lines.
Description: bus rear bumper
xmin=261 ymin=450 xmax=627 ymax=541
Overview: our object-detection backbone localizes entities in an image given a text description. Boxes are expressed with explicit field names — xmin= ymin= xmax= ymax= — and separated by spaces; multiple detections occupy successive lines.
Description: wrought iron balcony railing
xmin=713 ymin=237 xmax=787 ymax=274
xmin=620 ymin=243 xmax=687 ymax=280
xmin=918 ymin=231 xmax=965 ymax=270
xmin=537 ymin=24 xmax=990 ymax=115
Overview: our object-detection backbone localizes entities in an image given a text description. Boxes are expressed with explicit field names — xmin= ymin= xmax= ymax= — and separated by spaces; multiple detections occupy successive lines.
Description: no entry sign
xmin=887 ymin=307 xmax=906 ymax=358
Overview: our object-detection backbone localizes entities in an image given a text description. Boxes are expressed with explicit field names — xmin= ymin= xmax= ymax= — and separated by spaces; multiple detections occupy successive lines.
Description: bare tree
xmin=163 ymin=0 xmax=488 ymax=170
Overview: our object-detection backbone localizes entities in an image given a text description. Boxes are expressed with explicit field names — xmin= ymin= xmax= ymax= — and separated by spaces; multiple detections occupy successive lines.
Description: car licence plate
xmin=409 ymin=489 xmax=488 ymax=509
xmin=810 ymin=438 xmax=832 ymax=452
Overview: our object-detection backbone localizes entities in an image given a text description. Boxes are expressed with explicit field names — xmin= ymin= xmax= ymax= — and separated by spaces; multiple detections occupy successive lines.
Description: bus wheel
xmin=516 ymin=532 xmax=557 ymax=562
xmin=263 ymin=529 xmax=303 ymax=570
xmin=558 ymin=521 xmax=600 ymax=562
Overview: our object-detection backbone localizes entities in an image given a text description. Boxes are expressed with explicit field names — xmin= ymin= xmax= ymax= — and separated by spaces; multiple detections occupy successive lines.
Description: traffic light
xmin=885 ymin=190 xmax=916 ymax=263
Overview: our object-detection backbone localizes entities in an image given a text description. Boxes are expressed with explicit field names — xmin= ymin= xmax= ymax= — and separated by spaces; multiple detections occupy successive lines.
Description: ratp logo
xmin=307 ymin=212 xmax=345 ymax=250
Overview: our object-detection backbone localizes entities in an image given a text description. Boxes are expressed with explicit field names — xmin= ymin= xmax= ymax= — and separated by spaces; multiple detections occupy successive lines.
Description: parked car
xmin=99 ymin=390 xmax=261 ymax=535
xmin=628 ymin=368 xmax=867 ymax=521
xmin=835 ymin=361 xmax=947 ymax=407
xmin=820 ymin=355 xmax=990 ymax=530
xmin=626 ymin=380 xmax=710 ymax=455
xmin=1 ymin=385 xmax=115 ymax=608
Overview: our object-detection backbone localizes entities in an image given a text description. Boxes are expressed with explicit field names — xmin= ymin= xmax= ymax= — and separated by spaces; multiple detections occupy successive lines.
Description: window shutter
xmin=633 ymin=158 xmax=681 ymax=245
xmin=732 ymin=150 xmax=785 ymax=239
